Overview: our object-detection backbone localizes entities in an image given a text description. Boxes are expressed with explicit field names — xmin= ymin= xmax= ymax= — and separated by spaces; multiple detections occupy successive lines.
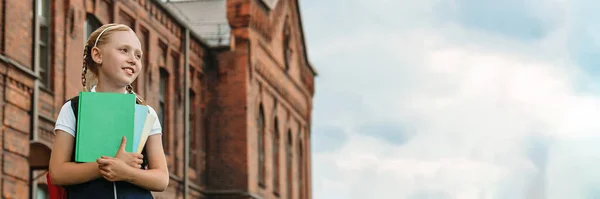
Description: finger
xmin=118 ymin=136 xmax=127 ymax=152
xmin=99 ymin=158 xmax=114 ymax=165
xmin=99 ymin=166 xmax=111 ymax=172
xmin=99 ymin=169 xmax=109 ymax=177
xmin=97 ymin=158 xmax=109 ymax=165
xmin=136 ymin=159 xmax=143 ymax=165
xmin=136 ymin=153 xmax=144 ymax=159
xmin=103 ymin=173 xmax=114 ymax=181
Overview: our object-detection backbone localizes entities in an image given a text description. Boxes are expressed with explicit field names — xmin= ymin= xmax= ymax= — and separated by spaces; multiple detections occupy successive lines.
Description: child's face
xmin=97 ymin=30 xmax=143 ymax=87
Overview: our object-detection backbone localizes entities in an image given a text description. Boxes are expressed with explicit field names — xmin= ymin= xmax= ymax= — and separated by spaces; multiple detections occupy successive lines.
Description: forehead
xmin=107 ymin=30 xmax=141 ymax=49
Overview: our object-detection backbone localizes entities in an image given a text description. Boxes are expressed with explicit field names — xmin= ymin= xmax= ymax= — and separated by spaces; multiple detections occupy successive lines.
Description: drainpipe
xmin=183 ymin=28 xmax=190 ymax=199
xmin=31 ymin=0 xmax=41 ymax=198
xmin=32 ymin=0 xmax=40 ymax=144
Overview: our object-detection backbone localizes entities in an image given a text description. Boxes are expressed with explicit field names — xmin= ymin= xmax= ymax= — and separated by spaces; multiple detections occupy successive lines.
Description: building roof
xmin=162 ymin=0 xmax=317 ymax=76
xmin=163 ymin=0 xmax=230 ymax=47
xmin=294 ymin=0 xmax=318 ymax=76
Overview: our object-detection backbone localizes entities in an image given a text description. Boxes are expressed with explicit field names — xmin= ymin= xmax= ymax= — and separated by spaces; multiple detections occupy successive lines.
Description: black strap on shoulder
xmin=68 ymin=95 xmax=148 ymax=168
xmin=67 ymin=96 xmax=79 ymax=162
xmin=69 ymin=96 xmax=80 ymax=133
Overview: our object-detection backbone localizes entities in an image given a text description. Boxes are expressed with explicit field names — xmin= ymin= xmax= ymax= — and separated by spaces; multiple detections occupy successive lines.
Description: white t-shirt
xmin=54 ymin=86 xmax=162 ymax=137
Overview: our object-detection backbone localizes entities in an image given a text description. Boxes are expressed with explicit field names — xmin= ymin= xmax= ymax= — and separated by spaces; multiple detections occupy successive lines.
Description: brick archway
xmin=29 ymin=142 xmax=51 ymax=170
xmin=29 ymin=142 xmax=52 ymax=199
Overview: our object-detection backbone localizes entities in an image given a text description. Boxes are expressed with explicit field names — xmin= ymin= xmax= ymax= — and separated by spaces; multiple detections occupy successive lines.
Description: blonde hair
xmin=82 ymin=23 xmax=146 ymax=105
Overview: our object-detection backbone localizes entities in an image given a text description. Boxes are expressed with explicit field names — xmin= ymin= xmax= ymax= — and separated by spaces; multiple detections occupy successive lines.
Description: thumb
xmin=118 ymin=136 xmax=127 ymax=151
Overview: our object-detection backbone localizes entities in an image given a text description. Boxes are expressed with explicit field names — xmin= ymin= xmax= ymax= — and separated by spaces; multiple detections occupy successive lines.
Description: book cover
xmin=75 ymin=92 xmax=136 ymax=162
xmin=133 ymin=104 xmax=149 ymax=153
xmin=136 ymin=113 xmax=156 ymax=153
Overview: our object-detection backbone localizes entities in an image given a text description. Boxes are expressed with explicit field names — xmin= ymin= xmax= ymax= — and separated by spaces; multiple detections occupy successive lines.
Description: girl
xmin=49 ymin=23 xmax=169 ymax=199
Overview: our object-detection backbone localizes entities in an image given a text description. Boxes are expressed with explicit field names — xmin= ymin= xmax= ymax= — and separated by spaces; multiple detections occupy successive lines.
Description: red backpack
xmin=46 ymin=172 xmax=66 ymax=199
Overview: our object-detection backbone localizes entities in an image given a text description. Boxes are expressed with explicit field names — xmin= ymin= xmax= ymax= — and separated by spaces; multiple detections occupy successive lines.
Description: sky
xmin=300 ymin=0 xmax=600 ymax=198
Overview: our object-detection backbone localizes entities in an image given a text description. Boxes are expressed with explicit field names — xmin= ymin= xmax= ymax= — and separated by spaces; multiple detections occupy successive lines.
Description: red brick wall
xmin=0 ymin=0 xmax=4 ymax=54
xmin=205 ymin=46 xmax=250 ymax=192
xmin=244 ymin=0 xmax=314 ymax=199
xmin=2 ymin=73 xmax=33 ymax=199
xmin=4 ymin=0 xmax=33 ymax=68
xmin=0 ymin=0 xmax=314 ymax=199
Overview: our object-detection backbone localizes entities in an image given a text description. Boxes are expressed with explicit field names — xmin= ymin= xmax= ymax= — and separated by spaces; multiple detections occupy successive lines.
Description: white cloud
xmin=304 ymin=0 xmax=600 ymax=199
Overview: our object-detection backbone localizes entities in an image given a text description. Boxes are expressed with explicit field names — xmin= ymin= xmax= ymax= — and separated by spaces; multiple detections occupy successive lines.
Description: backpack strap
xmin=69 ymin=96 xmax=79 ymax=124
xmin=67 ymin=96 xmax=79 ymax=162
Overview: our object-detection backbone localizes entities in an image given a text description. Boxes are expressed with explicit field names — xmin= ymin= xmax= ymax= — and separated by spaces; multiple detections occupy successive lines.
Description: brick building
xmin=0 ymin=0 xmax=316 ymax=198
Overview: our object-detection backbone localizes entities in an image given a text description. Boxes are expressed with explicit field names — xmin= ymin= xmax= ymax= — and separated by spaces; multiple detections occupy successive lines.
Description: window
xmin=118 ymin=10 xmax=135 ymax=29
xmin=190 ymin=89 xmax=197 ymax=168
xmin=36 ymin=184 xmax=49 ymax=199
xmin=283 ymin=21 xmax=291 ymax=71
xmin=287 ymin=130 xmax=293 ymax=199
xmin=171 ymin=53 xmax=181 ymax=101
xmin=140 ymin=28 xmax=150 ymax=70
xmin=273 ymin=117 xmax=280 ymax=193
xmin=189 ymin=88 xmax=206 ymax=185
xmin=158 ymin=41 xmax=168 ymax=151
xmin=258 ymin=105 xmax=266 ymax=187
xmin=159 ymin=68 xmax=169 ymax=152
xmin=84 ymin=14 xmax=101 ymax=42
xmin=37 ymin=0 xmax=51 ymax=88
xmin=133 ymin=27 xmax=149 ymax=91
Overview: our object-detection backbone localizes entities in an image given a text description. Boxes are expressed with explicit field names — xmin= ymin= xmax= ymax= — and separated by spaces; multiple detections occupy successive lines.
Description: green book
xmin=75 ymin=91 xmax=136 ymax=162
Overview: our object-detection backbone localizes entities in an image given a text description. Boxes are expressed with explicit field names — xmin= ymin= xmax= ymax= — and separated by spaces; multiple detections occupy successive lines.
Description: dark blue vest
xmin=65 ymin=96 xmax=154 ymax=199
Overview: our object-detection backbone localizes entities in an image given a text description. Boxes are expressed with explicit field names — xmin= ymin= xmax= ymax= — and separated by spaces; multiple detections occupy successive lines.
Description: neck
xmin=95 ymin=82 xmax=127 ymax=93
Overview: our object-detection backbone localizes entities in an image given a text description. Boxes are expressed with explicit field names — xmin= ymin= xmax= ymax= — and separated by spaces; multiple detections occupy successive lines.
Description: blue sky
xmin=300 ymin=0 xmax=600 ymax=198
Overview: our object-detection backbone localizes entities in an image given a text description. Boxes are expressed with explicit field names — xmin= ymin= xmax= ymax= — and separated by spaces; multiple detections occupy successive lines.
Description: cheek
xmin=136 ymin=61 xmax=143 ymax=71
xmin=107 ymin=52 xmax=125 ymax=61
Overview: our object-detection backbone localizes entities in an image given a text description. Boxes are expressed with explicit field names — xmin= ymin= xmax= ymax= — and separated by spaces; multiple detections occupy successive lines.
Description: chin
xmin=119 ymin=77 xmax=136 ymax=85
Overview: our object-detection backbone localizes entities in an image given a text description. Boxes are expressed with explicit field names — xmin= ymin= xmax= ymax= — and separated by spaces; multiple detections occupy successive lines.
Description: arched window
xmin=258 ymin=105 xmax=266 ymax=186
xmin=159 ymin=67 xmax=169 ymax=153
xmin=283 ymin=19 xmax=292 ymax=71
xmin=273 ymin=117 xmax=280 ymax=193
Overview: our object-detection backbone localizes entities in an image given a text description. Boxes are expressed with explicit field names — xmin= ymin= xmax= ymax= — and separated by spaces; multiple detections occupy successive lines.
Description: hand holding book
xmin=112 ymin=136 xmax=144 ymax=169
xmin=97 ymin=156 xmax=136 ymax=182
xmin=96 ymin=136 xmax=145 ymax=182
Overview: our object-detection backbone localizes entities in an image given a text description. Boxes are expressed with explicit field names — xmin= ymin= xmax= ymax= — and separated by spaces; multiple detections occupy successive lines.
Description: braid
xmin=127 ymin=84 xmax=147 ymax=105
xmin=82 ymin=45 xmax=90 ymax=91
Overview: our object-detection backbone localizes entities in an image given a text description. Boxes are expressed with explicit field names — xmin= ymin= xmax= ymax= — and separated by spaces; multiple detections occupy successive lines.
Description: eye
xmin=120 ymin=48 xmax=128 ymax=53
xmin=136 ymin=54 xmax=142 ymax=60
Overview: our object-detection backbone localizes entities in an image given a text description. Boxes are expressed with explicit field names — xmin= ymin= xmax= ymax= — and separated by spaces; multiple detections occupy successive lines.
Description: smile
xmin=122 ymin=67 xmax=134 ymax=75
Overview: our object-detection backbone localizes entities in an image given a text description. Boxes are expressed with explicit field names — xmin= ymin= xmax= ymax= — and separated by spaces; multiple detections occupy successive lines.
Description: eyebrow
xmin=119 ymin=44 xmax=143 ymax=54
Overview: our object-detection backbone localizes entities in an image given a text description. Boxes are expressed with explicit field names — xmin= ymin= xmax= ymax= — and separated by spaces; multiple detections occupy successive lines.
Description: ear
xmin=91 ymin=46 xmax=102 ymax=64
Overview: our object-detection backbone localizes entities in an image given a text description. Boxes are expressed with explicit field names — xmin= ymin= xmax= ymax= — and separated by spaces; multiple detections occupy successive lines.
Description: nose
xmin=126 ymin=53 xmax=137 ymax=66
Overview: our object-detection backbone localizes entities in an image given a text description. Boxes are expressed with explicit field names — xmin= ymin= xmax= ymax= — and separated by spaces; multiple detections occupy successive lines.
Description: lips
xmin=122 ymin=67 xmax=134 ymax=75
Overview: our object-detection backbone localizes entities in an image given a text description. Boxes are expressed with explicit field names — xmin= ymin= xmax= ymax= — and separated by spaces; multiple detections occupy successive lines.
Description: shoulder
xmin=147 ymin=105 xmax=158 ymax=117
xmin=58 ymin=100 xmax=74 ymax=116
xmin=61 ymin=100 xmax=73 ymax=109
xmin=54 ymin=100 xmax=76 ymax=137
xmin=144 ymin=105 xmax=162 ymax=136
